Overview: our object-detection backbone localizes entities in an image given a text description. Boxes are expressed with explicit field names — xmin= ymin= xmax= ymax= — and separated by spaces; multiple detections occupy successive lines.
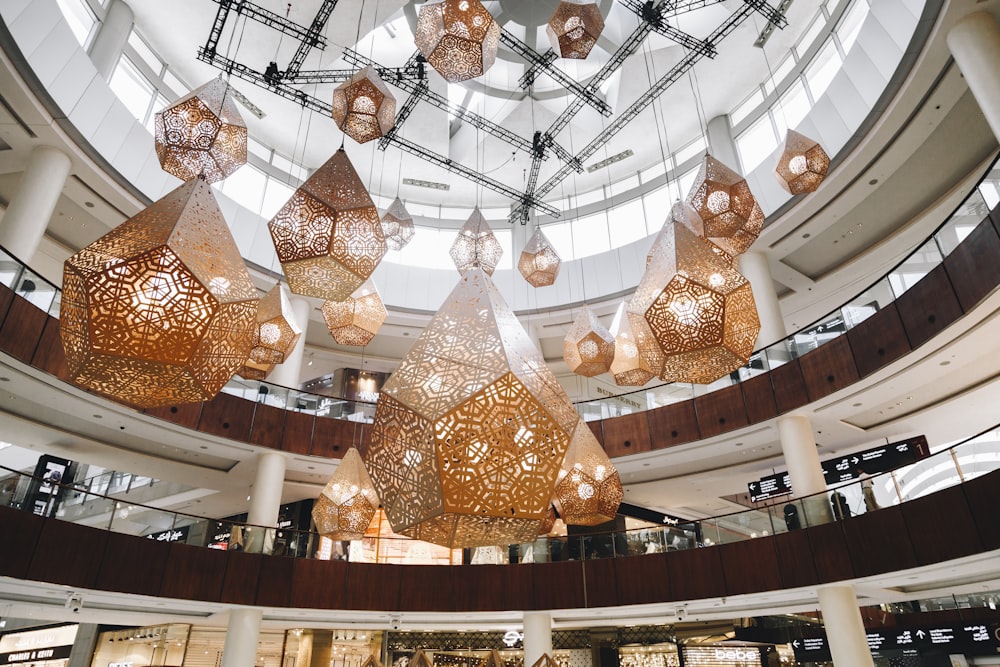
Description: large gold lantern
xmin=553 ymin=420 xmax=622 ymax=525
xmin=381 ymin=197 xmax=415 ymax=251
xmin=415 ymin=0 xmax=501 ymax=83
xmin=61 ymin=178 xmax=258 ymax=408
xmin=248 ymin=283 xmax=302 ymax=365
xmin=563 ymin=305 xmax=615 ymax=377
xmin=450 ymin=208 xmax=503 ymax=275
xmin=321 ymin=279 xmax=387 ymax=346
xmin=547 ymin=0 xmax=604 ymax=59
xmin=268 ymin=149 xmax=387 ymax=301
xmin=332 ymin=67 xmax=396 ymax=144
xmin=366 ymin=267 xmax=579 ymax=548
xmin=775 ymin=129 xmax=830 ymax=195
xmin=518 ymin=227 xmax=561 ymax=287
xmin=312 ymin=447 xmax=379 ymax=541
xmin=630 ymin=220 xmax=760 ymax=384
xmin=685 ymin=155 xmax=765 ymax=256
xmin=238 ymin=358 xmax=275 ymax=381
xmin=154 ymin=78 xmax=247 ymax=184
xmin=650 ymin=201 xmax=732 ymax=265
xmin=609 ymin=302 xmax=660 ymax=387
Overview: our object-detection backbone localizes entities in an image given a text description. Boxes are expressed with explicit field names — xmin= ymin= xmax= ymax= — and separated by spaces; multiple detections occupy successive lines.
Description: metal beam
xmin=619 ymin=0 xmax=717 ymax=56
xmin=205 ymin=0 xmax=326 ymax=47
xmin=378 ymin=85 xmax=425 ymax=150
xmin=285 ymin=0 xmax=340 ymax=77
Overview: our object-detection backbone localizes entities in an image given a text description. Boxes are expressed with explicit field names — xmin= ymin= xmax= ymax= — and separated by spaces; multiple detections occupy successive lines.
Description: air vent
xmin=403 ymin=177 xmax=450 ymax=191
xmin=586 ymin=149 xmax=633 ymax=173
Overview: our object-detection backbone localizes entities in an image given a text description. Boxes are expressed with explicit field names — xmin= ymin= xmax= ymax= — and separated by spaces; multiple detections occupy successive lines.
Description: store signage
xmin=501 ymin=631 xmax=523 ymax=647
xmin=679 ymin=645 xmax=762 ymax=665
xmin=792 ymin=622 xmax=998 ymax=660
xmin=0 ymin=625 xmax=79 ymax=666
xmin=747 ymin=472 xmax=792 ymax=503
xmin=109 ymin=661 xmax=133 ymax=667
xmin=145 ymin=526 xmax=189 ymax=543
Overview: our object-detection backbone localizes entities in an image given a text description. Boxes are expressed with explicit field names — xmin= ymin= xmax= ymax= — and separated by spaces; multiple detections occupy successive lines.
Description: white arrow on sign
xmin=916 ymin=630 xmax=926 ymax=639
xmin=852 ymin=456 xmax=860 ymax=464
xmin=792 ymin=640 xmax=800 ymax=648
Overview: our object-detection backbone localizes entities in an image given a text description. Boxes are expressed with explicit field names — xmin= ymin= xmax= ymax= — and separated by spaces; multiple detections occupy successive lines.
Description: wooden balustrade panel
xmin=311 ymin=417 xmax=355 ymax=459
xmin=219 ymin=551 xmax=263 ymax=605
xmin=256 ymin=555 xmax=296 ymax=607
xmin=694 ymin=384 xmax=749 ymax=438
xmin=799 ymin=336 xmax=860 ymax=402
xmin=583 ymin=557 xmax=619 ymax=608
xmin=399 ymin=564 xmax=456 ymax=612
xmin=27 ymin=519 xmax=107 ymax=590
xmin=159 ymin=542 xmax=227 ymax=602
xmin=847 ymin=304 xmax=911 ymax=378
xmin=666 ymin=545 xmax=727 ymax=600
xmin=290 ymin=558 xmax=347 ymax=609
xmin=97 ymin=532 xmax=170 ymax=597
xmin=33 ymin=316 xmax=70 ymax=381
xmin=771 ymin=530 xmax=819 ymax=589
xmin=250 ymin=403 xmax=287 ymax=449
xmin=198 ymin=391 xmax=255 ymax=442
xmin=601 ymin=412 xmax=652 ymax=457
xmin=841 ymin=506 xmax=918 ymax=578
xmin=0 ymin=297 xmax=48 ymax=363
xmin=145 ymin=402 xmax=203 ymax=429
xmin=896 ymin=263 xmax=964 ymax=348
xmin=716 ymin=538 xmax=783 ymax=596
xmin=613 ymin=553 xmax=670 ymax=605
xmin=804 ymin=521 xmax=855 ymax=583
xmin=647 ymin=401 xmax=700 ymax=448
xmin=281 ymin=411 xmax=315 ymax=455
xmin=345 ymin=561 xmax=401 ymax=610
xmin=741 ymin=373 xmax=778 ymax=424
xmin=0 ymin=283 xmax=14 ymax=327
xmin=769 ymin=360 xmax=809 ymax=415
xmin=900 ymin=485 xmax=983 ymax=566
xmin=531 ymin=560 xmax=586 ymax=610
xmin=962 ymin=469 xmax=1000 ymax=550
xmin=943 ymin=217 xmax=1000 ymax=311
xmin=0 ymin=505 xmax=42 ymax=579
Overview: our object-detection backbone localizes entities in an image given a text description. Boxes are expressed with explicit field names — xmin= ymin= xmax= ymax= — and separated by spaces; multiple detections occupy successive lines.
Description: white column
xmin=739 ymin=251 xmax=786 ymax=349
xmin=706 ymin=115 xmax=740 ymax=170
xmin=89 ymin=0 xmax=135 ymax=81
xmin=776 ymin=414 xmax=833 ymax=526
xmin=948 ymin=12 xmax=1000 ymax=143
xmin=0 ymin=146 xmax=71 ymax=263
xmin=268 ymin=296 xmax=311 ymax=389
xmin=522 ymin=611 xmax=553 ymax=667
xmin=817 ymin=585 xmax=874 ymax=667
xmin=220 ymin=608 xmax=263 ymax=667
xmin=245 ymin=451 xmax=285 ymax=554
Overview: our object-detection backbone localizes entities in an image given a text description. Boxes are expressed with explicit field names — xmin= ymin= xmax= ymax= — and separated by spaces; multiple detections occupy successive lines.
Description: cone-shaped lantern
xmin=366 ymin=267 xmax=579 ymax=548
xmin=268 ymin=149 xmax=387 ymax=301
xmin=553 ymin=420 xmax=622 ymax=525
xmin=61 ymin=178 xmax=258 ymax=408
xmin=321 ymin=279 xmax=387 ymax=346
xmin=154 ymin=79 xmax=247 ymax=183
xmin=381 ymin=197 xmax=415 ymax=251
xmin=332 ymin=67 xmax=396 ymax=144
xmin=629 ymin=219 xmax=760 ymax=384
xmin=415 ymin=0 xmax=501 ymax=83
xmin=775 ymin=129 xmax=830 ymax=195
xmin=685 ymin=155 xmax=764 ymax=256
xmin=450 ymin=208 xmax=503 ymax=275
xmin=312 ymin=447 xmax=379 ymax=541
xmin=238 ymin=358 xmax=275 ymax=381
xmin=249 ymin=283 xmax=302 ymax=365
xmin=563 ymin=305 xmax=615 ymax=377
xmin=518 ymin=227 xmax=562 ymax=287
xmin=547 ymin=0 xmax=604 ymax=59
xmin=609 ymin=302 xmax=660 ymax=387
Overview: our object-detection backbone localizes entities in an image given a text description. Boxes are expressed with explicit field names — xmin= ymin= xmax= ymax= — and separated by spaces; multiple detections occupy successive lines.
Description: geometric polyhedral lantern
xmin=518 ymin=227 xmax=561 ymax=287
xmin=656 ymin=200 xmax=733 ymax=265
xmin=60 ymin=178 xmax=258 ymax=408
xmin=685 ymin=155 xmax=765 ymax=256
xmin=547 ymin=0 xmax=604 ymax=59
xmin=248 ymin=283 xmax=302 ymax=365
xmin=321 ymin=279 xmax=387 ymax=347
xmin=238 ymin=358 xmax=275 ymax=381
xmin=154 ymin=78 xmax=247 ymax=184
xmin=774 ymin=129 xmax=830 ymax=195
xmin=381 ymin=197 xmax=416 ymax=251
xmin=608 ymin=302 xmax=660 ymax=387
xmin=332 ymin=67 xmax=396 ymax=145
xmin=366 ymin=267 xmax=579 ymax=548
xmin=415 ymin=0 xmax=501 ymax=83
xmin=312 ymin=448 xmax=380 ymax=541
xmin=553 ymin=420 xmax=623 ymax=526
xmin=629 ymin=219 xmax=760 ymax=384
xmin=268 ymin=149 xmax=387 ymax=301
xmin=449 ymin=208 xmax=503 ymax=275
xmin=563 ymin=305 xmax=615 ymax=377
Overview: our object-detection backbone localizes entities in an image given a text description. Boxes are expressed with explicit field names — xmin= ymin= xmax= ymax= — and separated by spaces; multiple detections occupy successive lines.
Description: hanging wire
xmin=686 ymin=49 xmax=710 ymax=154
xmin=751 ymin=14 xmax=790 ymax=133
xmin=642 ymin=33 xmax=677 ymax=202
xmin=272 ymin=4 xmax=292 ymax=63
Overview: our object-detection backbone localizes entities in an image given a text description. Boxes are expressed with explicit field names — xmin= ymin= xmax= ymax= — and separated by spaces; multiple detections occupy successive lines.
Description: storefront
xmin=90 ymin=624 xmax=191 ymax=667
xmin=0 ymin=624 xmax=79 ymax=667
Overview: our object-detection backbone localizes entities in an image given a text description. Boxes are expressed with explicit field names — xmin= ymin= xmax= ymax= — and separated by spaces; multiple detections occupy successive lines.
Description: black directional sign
xmin=791 ymin=622 xmax=998 ymax=661
xmin=747 ymin=471 xmax=792 ymax=503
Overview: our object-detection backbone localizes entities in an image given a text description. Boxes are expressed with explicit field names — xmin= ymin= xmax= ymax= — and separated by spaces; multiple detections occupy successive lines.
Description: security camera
xmin=675 ymin=607 xmax=687 ymax=622
xmin=65 ymin=593 xmax=83 ymax=613
xmin=389 ymin=615 xmax=401 ymax=631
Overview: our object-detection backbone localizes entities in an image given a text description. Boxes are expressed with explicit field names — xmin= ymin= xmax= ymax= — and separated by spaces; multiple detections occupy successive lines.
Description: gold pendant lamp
xmin=518 ymin=227 xmax=562 ymax=287
xmin=449 ymin=208 xmax=503 ymax=275
xmin=547 ymin=0 xmax=604 ymax=59
xmin=775 ymin=129 xmax=830 ymax=194
xmin=381 ymin=197 xmax=416 ymax=251
xmin=248 ymin=283 xmax=302 ymax=365
xmin=563 ymin=305 xmax=615 ymax=377
xmin=553 ymin=420 xmax=623 ymax=526
xmin=686 ymin=155 xmax=765 ymax=256
xmin=238 ymin=358 xmax=275 ymax=382
xmin=608 ymin=302 xmax=661 ymax=387
xmin=312 ymin=447 xmax=380 ymax=541
xmin=332 ymin=66 xmax=396 ymax=144
xmin=415 ymin=0 xmax=501 ymax=83
xmin=321 ymin=279 xmax=387 ymax=347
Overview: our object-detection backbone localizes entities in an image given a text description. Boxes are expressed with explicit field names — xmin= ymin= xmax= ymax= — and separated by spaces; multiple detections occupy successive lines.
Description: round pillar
xmin=89 ymin=0 xmax=135 ymax=81
xmin=948 ymin=12 xmax=1000 ymax=143
xmin=0 ymin=146 xmax=71 ymax=263
xmin=706 ymin=115 xmax=740 ymax=170
xmin=738 ymin=251 xmax=786 ymax=349
xmin=776 ymin=414 xmax=832 ymax=525
xmin=817 ymin=585 xmax=874 ymax=667
xmin=245 ymin=451 xmax=285 ymax=554
xmin=268 ymin=296 xmax=311 ymax=389
xmin=522 ymin=611 xmax=552 ymax=667
xmin=220 ymin=608 xmax=263 ymax=667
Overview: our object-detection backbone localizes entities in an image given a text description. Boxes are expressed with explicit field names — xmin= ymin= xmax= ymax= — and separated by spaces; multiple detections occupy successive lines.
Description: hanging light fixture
xmin=381 ymin=197 xmax=415 ymax=251
xmin=415 ymin=0 xmax=501 ymax=83
xmin=332 ymin=66 xmax=396 ymax=144
xmin=553 ymin=420 xmax=623 ymax=525
xmin=238 ymin=358 xmax=275 ymax=381
xmin=546 ymin=0 xmax=604 ymax=59
xmin=449 ymin=208 xmax=503 ymax=275
xmin=268 ymin=148 xmax=387 ymax=301
xmin=608 ymin=302 xmax=660 ymax=387
xmin=61 ymin=178 xmax=258 ymax=408
xmin=629 ymin=219 xmax=760 ymax=384
xmin=775 ymin=129 xmax=830 ymax=195
xmin=366 ymin=267 xmax=579 ymax=548
xmin=518 ymin=227 xmax=562 ymax=287
xmin=685 ymin=155 xmax=765 ymax=256
xmin=321 ymin=279 xmax=387 ymax=346
xmin=648 ymin=201 xmax=732 ymax=267
xmin=312 ymin=447 xmax=380 ymax=541
xmin=563 ymin=305 xmax=615 ymax=377
xmin=154 ymin=78 xmax=247 ymax=183
xmin=538 ymin=504 xmax=557 ymax=535
xmin=248 ymin=283 xmax=302 ymax=365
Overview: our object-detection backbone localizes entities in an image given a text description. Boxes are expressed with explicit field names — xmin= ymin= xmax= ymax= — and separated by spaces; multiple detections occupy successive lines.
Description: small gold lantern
xmin=238 ymin=358 xmax=275 ymax=381
xmin=312 ymin=447 xmax=379 ymax=541
xmin=415 ymin=0 xmax=501 ymax=83
xmin=553 ymin=420 xmax=623 ymax=525
xmin=249 ymin=283 xmax=302 ymax=365
xmin=450 ymin=208 xmax=503 ymax=275
xmin=547 ymin=0 xmax=604 ymax=59
xmin=321 ymin=279 xmax=387 ymax=347
xmin=775 ymin=129 xmax=830 ymax=195
xmin=563 ymin=305 xmax=615 ymax=377
xmin=332 ymin=67 xmax=396 ymax=144
xmin=518 ymin=227 xmax=562 ymax=287
xmin=609 ymin=302 xmax=660 ymax=387
xmin=381 ymin=197 xmax=415 ymax=251
xmin=686 ymin=155 xmax=765 ymax=256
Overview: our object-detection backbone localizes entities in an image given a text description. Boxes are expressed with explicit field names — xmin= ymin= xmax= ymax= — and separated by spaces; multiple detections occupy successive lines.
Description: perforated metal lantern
xmin=415 ymin=0 xmax=501 ymax=83
xmin=518 ymin=227 xmax=561 ymax=287
xmin=332 ymin=67 xmax=396 ymax=144
xmin=381 ymin=197 xmax=415 ymax=251
xmin=321 ymin=279 xmax=387 ymax=346
xmin=648 ymin=201 xmax=733 ymax=266
xmin=775 ymin=129 xmax=830 ymax=195
xmin=60 ymin=178 xmax=258 ymax=408
xmin=249 ymin=283 xmax=302 ymax=365
xmin=450 ymin=208 xmax=503 ymax=275
xmin=629 ymin=220 xmax=760 ymax=384
xmin=609 ymin=302 xmax=660 ymax=387
xmin=268 ymin=149 xmax=387 ymax=301
xmin=312 ymin=447 xmax=379 ymax=541
xmin=538 ymin=504 xmax=557 ymax=535
xmin=154 ymin=78 xmax=247 ymax=184
xmin=563 ymin=305 xmax=615 ymax=377
xmin=366 ymin=267 xmax=579 ymax=548
xmin=685 ymin=155 xmax=765 ymax=256
xmin=238 ymin=358 xmax=275 ymax=381
xmin=553 ymin=420 xmax=622 ymax=525
xmin=547 ymin=0 xmax=604 ymax=59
